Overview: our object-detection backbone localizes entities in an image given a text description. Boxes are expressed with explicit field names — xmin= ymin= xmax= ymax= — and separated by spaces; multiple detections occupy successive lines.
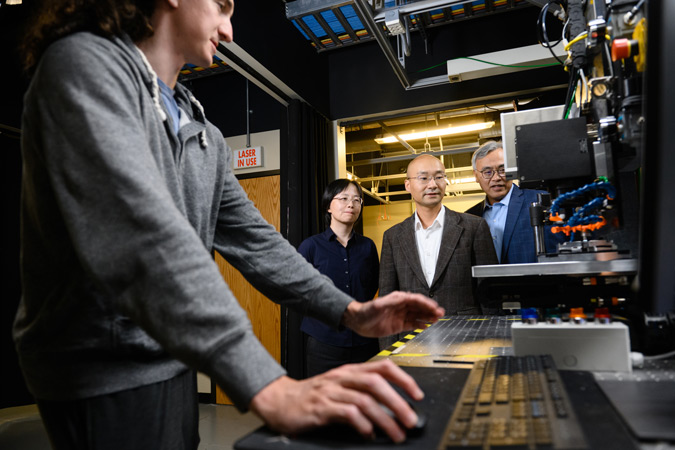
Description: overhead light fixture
xmin=385 ymin=9 xmax=405 ymax=36
xmin=374 ymin=121 xmax=495 ymax=144
xmin=448 ymin=177 xmax=478 ymax=185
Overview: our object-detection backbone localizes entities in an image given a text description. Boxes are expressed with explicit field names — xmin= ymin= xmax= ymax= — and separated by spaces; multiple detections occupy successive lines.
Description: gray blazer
xmin=379 ymin=206 xmax=497 ymax=323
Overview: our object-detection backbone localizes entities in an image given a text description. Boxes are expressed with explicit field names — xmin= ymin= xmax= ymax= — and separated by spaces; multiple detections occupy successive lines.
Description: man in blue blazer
xmin=465 ymin=141 xmax=561 ymax=264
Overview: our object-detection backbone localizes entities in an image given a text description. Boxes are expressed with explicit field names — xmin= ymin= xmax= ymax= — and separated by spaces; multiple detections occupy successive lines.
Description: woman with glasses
xmin=299 ymin=179 xmax=380 ymax=376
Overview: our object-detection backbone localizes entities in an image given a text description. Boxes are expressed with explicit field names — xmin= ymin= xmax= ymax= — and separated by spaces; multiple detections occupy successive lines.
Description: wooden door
xmin=214 ymin=175 xmax=281 ymax=404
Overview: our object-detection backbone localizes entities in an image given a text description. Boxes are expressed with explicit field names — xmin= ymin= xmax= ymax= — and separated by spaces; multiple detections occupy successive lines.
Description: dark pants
xmin=305 ymin=335 xmax=380 ymax=378
xmin=37 ymin=370 xmax=199 ymax=450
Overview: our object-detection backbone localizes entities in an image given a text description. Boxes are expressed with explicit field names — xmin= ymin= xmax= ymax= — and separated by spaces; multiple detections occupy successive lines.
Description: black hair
xmin=322 ymin=179 xmax=364 ymax=229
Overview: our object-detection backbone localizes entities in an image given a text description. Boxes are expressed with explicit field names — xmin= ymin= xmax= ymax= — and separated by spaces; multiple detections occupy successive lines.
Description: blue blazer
xmin=465 ymin=184 xmax=561 ymax=264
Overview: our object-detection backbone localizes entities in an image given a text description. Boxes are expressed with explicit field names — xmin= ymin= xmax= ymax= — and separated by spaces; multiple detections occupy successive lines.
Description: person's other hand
xmin=249 ymin=359 xmax=423 ymax=443
xmin=341 ymin=291 xmax=444 ymax=337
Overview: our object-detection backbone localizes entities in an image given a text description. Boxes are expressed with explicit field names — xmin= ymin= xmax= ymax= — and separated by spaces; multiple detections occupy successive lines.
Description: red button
xmin=612 ymin=38 xmax=631 ymax=61
xmin=594 ymin=307 xmax=610 ymax=319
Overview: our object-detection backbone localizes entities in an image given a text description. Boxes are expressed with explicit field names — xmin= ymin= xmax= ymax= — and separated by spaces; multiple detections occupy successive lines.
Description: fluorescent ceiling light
xmin=374 ymin=121 xmax=495 ymax=144
xmin=448 ymin=177 xmax=477 ymax=185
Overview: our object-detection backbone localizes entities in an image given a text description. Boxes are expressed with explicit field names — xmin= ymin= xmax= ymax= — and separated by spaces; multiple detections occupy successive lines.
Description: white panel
xmin=512 ymin=322 xmax=632 ymax=372
xmin=447 ymin=43 xmax=566 ymax=83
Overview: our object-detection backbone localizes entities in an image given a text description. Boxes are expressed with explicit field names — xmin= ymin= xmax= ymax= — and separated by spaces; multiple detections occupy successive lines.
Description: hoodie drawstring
xmin=134 ymin=46 xmax=209 ymax=149
xmin=134 ymin=46 xmax=168 ymax=123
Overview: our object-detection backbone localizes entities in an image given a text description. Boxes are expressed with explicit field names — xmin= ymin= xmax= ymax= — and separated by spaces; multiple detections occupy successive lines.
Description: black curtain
xmin=1 ymin=131 xmax=33 ymax=409
xmin=0 ymin=2 xmax=35 ymax=409
xmin=280 ymin=99 xmax=330 ymax=379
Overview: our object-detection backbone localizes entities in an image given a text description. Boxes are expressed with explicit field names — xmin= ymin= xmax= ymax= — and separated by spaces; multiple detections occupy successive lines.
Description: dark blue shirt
xmin=299 ymin=228 xmax=379 ymax=347
xmin=157 ymin=77 xmax=180 ymax=135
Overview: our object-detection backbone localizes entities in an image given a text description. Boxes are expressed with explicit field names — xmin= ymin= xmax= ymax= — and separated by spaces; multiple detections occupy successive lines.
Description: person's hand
xmin=341 ymin=291 xmax=445 ymax=338
xmin=249 ymin=360 xmax=423 ymax=443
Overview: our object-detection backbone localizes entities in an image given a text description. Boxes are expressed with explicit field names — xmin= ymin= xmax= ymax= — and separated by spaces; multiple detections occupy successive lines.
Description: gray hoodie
xmin=14 ymin=32 xmax=353 ymax=410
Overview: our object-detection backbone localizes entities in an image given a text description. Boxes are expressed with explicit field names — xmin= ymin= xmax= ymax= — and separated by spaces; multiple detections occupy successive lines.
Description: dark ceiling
xmin=0 ymin=1 xmax=568 ymax=134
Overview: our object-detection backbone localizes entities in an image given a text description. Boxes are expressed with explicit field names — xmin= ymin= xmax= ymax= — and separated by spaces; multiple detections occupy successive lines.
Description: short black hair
xmin=322 ymin=179 xmax=364 ymax=228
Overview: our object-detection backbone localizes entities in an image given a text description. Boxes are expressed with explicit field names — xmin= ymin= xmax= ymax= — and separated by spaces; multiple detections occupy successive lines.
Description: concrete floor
xmin=0 ymin=403 xmax=264 ymax=450
xmin=197 ymin=404 xmax=264 ymax=450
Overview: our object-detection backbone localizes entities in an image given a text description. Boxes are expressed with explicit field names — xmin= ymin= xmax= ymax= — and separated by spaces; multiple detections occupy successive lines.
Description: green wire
xmin=564 ymin=90 xmax=575 ymax=119
xmin=416 ymin=62 xmax=449 ymax=73
xmin=416 ymin=56 xmax=563 ymax=74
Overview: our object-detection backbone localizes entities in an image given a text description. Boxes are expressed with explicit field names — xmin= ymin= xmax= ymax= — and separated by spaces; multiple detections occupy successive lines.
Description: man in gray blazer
xmin=379 ymin=155 xmax=498 ymax=346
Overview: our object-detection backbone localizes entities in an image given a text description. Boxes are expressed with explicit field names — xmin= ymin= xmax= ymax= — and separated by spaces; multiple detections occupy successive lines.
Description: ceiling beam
xmin=215 ymin=41 xmax=306 ymax=107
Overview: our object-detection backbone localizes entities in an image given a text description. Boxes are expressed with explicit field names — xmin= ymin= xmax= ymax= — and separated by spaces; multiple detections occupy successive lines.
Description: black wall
xmin=229 ymin=0 xmax=331 ymax=116
xmin=184 ymin=72 xmax=284 ymax=138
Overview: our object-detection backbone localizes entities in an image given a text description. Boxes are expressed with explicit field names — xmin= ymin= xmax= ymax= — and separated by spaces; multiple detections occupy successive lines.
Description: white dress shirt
xmin=413 ymin=208 xmax=445 ymax=287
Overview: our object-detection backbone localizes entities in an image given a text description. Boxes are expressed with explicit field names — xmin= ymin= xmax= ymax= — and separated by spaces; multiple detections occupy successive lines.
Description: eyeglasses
xmin=333 ymin=196 xmax=363 ymax=206
xmin=478 ymin=166 xmax=506 ymax=179
xmin=407 ymin=175 xmax=448 ymax=184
